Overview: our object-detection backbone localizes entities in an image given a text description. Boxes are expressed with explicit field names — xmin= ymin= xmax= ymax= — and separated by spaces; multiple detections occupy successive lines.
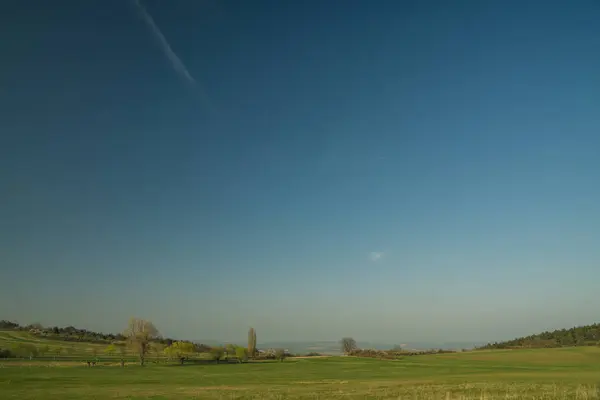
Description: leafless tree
xmin=340 ymin=337 xmax=358 ymax=355
xmin=274 ymin=348 xmax=287 ymax=362
xmin=123 ymin=317 xmax=160 ymax=366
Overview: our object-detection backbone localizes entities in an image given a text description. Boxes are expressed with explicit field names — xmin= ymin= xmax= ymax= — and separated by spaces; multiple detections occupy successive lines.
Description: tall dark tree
xmin=248 ymin=327 xmax=257 ymax=357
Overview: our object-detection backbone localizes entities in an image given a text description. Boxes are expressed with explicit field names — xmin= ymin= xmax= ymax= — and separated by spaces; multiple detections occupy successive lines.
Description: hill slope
xmin=478 ymin=323 xmax=600 ymax=349
xmin=0 ymin=329 xmax=111 ymax=357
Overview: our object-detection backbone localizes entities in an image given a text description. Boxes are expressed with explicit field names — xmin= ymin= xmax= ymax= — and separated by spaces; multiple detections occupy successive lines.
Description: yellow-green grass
xmin=1 ymin=345 xmax=600 ymax=399
xmin=0 ymin=330 xmax=113 ymax=357
xmin=0 ymin=330 xmax=214 ymax=362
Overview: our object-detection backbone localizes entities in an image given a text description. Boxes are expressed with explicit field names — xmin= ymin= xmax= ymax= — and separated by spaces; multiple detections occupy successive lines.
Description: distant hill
xmin=478 ymin=323 xmax=600 ymax=350
xmin=0 ymin=320 xmax=194 ymax=348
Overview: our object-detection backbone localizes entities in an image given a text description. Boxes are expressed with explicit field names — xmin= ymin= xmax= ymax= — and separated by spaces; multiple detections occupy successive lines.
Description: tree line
xmin=0 ymin=318 xmax=294 ymax=365
xmin=119 ymin=319 xmax=289 ymax=365
xmin=339 ymin=337 xmax=455 ymax=359
xmin=0 ymin=319 xmax=179 ymax=346
xmin=477 ymin=323 xmax=600 ymax=349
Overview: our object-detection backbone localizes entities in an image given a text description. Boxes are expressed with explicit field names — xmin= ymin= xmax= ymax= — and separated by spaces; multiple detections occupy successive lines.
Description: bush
xmin=235 ymin=347 xmax=248 ymax=363
xmin=210 ymin=346 xmax=225 ymax=363
xmin=0 ymin=348 xmax=15 ymax=358
xmin=349 ymin=348 xmax=455 ymax=359
xmin=274 ymin=349 xmax=287 ymax=362
xmin=254 ymin=353 xmax=274 ymax=360
xmin=349 ymin=348 xmax=392 ymax=359
xmin=0 ymin=320 xmax=19 ymax=330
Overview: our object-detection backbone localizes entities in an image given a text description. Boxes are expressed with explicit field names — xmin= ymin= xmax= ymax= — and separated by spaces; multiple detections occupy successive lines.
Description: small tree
xmin=163 ymin=343 xmax=175 ymax=361
xmin=30 ymin=345 xmax=39 ymax=359
xmin=274 ymin=348 xmax=287 ymax=362
xmin=90 ymin=347 xmax=99 ymax=360
xmin=65 ymin=346 xmax=75 ymax=358
xmin=115 ymin=343 xmax=127 ymax=367
xmin=104 ymin=344 xmax=116 ymax=358
xmin=340 ymin=337 xmax=358 ymax=355
xmin=123 ymin=317 xmax=160 ymax=366
xmin=392 ymin=344 xmax=404 ymax=353
xmin=15 ymin=344 xmax=39 ymax=360
xmin=39 ymin=345 xmax=50 ymax=358
xmin=225 ymin=344 xmax=236 ymax=360
xmin=248 ymin=327 xmax=257 ymax=358
xmin=235 ymin=346 xmax=248 ymax=363
xmin=151 ymin=343 xmax=164 ymax=363
xmin=210 ymin=346 xmax=225 ymax=364
xmin=164 ymin=341 xmax=195 ymax=365
xmin=117 ymin=343 xmax=127 ymax=356
xmin=54 ymin=346 xmax=63 ymax=360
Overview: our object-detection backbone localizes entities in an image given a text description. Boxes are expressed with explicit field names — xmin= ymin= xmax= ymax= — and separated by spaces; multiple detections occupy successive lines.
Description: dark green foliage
xmin=478 ymin=323 xmax=600 ymax=349
xmin=349 ymin=348 xmax=454 ymax=359
xmin=1 ymin=320 xmax=185 ymax=347
xmin=0 ymin=347 xmax=16 ymax=358
xmin=0 ymin=320 xmax=20 ymax=329
xmin=11 ymin=343 xmax=39 ymax=358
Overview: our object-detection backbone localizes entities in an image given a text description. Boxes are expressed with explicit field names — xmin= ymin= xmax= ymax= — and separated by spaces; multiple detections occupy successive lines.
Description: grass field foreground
xmin=2 ymin=345 xmax=600 ymax=399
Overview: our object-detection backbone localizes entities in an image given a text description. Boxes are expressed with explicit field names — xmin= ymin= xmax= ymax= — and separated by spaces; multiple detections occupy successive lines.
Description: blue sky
xmin=1 ymin=0 xmax=599 ymax=344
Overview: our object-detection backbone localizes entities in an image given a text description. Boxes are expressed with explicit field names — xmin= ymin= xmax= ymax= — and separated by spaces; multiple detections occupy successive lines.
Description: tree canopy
xmin=340 ymin=337 xmax=358 ymax=355
xmin=478 ymin=323 xmax=600 ymax=349
xmin=123 ymin=317 xmax=160 ymax=366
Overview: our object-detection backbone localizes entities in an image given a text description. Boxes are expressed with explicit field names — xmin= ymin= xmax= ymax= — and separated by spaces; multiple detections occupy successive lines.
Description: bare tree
xmin=123 ymin=317 xmax=160 ymax=366
xmin=340 ymin=337 xmax=358 ymax=355
xmin=248 ymin=327 xmax=257 ymax=358
xmin=274 ymin=348 xmax=287 ymax=362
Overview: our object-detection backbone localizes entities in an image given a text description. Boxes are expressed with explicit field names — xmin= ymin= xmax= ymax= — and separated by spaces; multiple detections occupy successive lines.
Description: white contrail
xmin=132 ymin=0 xmax=196 ymax=85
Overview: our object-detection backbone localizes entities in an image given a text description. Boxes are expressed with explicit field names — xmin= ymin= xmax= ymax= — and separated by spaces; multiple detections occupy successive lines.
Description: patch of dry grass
xmin=4 ymin=382 xmax=599 ymax=399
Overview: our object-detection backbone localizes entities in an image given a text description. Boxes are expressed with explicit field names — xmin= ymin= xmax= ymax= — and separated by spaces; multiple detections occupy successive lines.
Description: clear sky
xmin=1 ymin=0 xmax=599 ymax=344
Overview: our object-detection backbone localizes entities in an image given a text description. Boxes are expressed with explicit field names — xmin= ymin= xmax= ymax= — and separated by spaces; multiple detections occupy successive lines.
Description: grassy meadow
xmin=0 ymin=330 xmax=107 ymax=356
xmin=2 ymin=330 xmax=600 ymax=399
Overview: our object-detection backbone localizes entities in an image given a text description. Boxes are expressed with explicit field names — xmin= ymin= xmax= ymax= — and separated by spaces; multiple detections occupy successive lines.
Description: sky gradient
xmin=1 ymin=0 xmax=599 ymax=344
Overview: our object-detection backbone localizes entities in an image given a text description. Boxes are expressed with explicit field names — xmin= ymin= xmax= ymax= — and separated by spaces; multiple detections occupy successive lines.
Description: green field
xmin=0 ymin=330 xmax=101 ymax=348
xmin=2 ymin=331 xmax=600 ymax=399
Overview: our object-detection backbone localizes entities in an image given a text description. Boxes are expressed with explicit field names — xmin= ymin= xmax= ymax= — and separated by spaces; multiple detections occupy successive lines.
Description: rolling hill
xmin=478 ymin=323 xmax=600 ymax=349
